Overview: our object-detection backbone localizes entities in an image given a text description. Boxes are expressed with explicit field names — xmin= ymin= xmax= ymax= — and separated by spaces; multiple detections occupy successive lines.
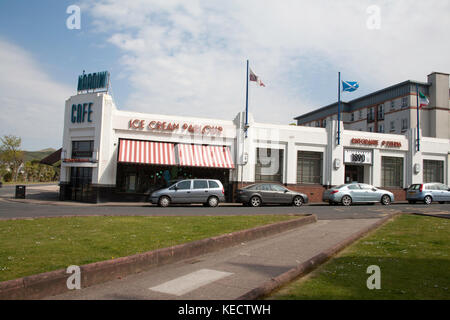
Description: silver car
xmin=150 ymin=179 xmax=225 ymax=207
xmin=323 ymin=183 xmax=394 ymax=206
xmin=406 ymin=183 xmax=450 ymax=205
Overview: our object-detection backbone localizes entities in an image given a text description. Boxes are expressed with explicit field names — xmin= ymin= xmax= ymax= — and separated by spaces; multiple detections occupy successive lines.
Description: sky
xmin=0 ymin=0 xmax=449 ymax=151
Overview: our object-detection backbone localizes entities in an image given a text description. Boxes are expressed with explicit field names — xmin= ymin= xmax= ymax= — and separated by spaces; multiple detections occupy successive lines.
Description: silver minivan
xmin=150 ymin=179 xmax=225 ymax=207
xmin=406 ymin=183 xmax=450 ymax=204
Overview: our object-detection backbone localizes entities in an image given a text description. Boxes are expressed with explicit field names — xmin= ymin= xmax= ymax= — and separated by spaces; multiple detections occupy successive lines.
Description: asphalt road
xmin=1 ymin=183 xmax=449 ymax=220
xmin=1 ymin=197 xmax=450 ymax=220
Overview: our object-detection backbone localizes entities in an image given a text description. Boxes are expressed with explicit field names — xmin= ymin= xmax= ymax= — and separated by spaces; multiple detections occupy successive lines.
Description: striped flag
xmin=419 ymin=91 xmax=429 ymax=108
xmin=249 ymin=68 xmax=265 ymax=87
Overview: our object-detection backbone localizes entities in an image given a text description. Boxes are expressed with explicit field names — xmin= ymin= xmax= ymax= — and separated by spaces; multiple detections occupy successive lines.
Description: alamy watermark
xmin=366 ymin=5 xmax=381 ymax=30
xmin=366 ymin=265 xmax=381 ymax=290
xmin=66 ymin=5 xmax=81 ymax=30
xmin=66 ymin=265 xmax=81 ymax=290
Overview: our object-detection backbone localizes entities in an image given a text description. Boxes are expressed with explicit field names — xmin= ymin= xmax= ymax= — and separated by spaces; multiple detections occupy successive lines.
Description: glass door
xmin=70 ymin=167 xmax=93 ymax=202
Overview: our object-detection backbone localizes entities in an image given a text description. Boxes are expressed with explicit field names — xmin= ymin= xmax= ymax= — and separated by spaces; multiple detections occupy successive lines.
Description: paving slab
xmin=47 ymin=217 xmax=382 ymax=300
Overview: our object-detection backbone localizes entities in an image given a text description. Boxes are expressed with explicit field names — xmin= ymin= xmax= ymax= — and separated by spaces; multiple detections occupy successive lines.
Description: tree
xmin=0 ymin=135 xmax=24 ymax=182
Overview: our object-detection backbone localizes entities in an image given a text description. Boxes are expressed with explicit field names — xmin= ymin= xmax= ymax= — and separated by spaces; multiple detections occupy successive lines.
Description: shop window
xmin=297 ymin=151 xmax=323 ymax=184
xmin=381 ymin=157 xmax=403 ymax=187
xmin=255 ymin=148 xmax=284 ymax=183
xmin=72 ymin=141 xmax=94 ymax=159
xmin=125 ymin=174 xmax=136 ymax=192
xmin=70 ymin=167 xmax=92 ymax=185
xmin=423 ymin=160 xmax=444 ymax=183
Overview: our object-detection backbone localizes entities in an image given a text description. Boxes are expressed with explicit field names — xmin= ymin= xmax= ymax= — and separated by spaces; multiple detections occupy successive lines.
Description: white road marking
xmin=149 ymin=269 xmax=233 ymax=296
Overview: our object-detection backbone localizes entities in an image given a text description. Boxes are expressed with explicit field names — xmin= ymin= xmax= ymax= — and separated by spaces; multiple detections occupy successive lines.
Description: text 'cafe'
xmin=59 ymin=71 xmax=450 ymax=203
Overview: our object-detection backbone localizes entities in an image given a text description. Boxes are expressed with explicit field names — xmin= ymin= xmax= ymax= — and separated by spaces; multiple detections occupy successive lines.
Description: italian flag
xmin=419 ymin=91 xmax=429 ymax=108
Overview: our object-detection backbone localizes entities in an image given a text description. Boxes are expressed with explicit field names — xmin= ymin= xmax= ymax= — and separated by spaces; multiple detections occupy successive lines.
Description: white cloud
xmin=0 ymin=39 xmax=73 ymax=150
xmin=85 ymin=0 xmax=450 ymax=123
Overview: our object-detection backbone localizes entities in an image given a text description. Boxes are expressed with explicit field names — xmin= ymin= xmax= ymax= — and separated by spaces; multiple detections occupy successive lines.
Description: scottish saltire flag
xmin=342 ymin=81 xmax=359 ymax=92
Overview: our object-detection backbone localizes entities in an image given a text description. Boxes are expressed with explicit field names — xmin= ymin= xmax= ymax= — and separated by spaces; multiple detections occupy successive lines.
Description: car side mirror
xmin=372 ymin=188 xmax=377 ymax=192
xmin=174 ymin=186 xmax=179 ymax=191
xmin=284 ymin=190 xmax=288 ymax=193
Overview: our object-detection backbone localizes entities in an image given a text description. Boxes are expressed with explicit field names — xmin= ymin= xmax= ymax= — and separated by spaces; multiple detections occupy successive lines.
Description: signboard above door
xmin=344 ymin=149 xmax=372 ymax=165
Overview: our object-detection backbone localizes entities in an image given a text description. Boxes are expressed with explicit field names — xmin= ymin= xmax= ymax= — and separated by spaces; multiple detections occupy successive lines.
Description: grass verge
xmin=0 ymin=215 xmax=297 ymax=282
xmin=269 ymin=214 xmax=450 ymax=300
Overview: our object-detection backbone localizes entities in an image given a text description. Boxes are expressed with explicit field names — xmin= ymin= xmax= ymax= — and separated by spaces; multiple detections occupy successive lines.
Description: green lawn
xmin=269 ymin=214 xmax=450 ymax=300
xmin=0 ymin=215 xmax=297 ymax=282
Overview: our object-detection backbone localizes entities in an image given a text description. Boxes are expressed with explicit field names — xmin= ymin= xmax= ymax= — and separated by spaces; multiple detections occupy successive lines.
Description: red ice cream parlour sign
xmin=128 ymin=119 xmax=223 ymax=136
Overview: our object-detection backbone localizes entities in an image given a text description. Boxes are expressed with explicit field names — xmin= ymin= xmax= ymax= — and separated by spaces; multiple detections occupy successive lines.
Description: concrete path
xmin=47 ymin=217 xmax=382 ymax=300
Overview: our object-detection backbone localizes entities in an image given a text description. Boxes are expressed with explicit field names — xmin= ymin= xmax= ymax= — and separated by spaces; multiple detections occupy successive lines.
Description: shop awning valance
xmin=118 ymin=140 xmax=176 ymax=165
xmin=177 ymin=144 xmax=234 ymax=169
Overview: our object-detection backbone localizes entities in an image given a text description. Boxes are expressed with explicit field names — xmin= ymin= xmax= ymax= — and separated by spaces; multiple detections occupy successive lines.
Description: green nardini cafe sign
xmin=77 ymin=71 xmax=109 ymax=92
xmin=71 ymin=103 xmax=93 ymax=123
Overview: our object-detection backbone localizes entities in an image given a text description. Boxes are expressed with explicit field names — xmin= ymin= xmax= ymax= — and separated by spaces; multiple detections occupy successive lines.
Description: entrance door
xmin=345 ymin=165 xmax=364 ymax=184
xmin=70 ymin=167 xmax=93 ymax=202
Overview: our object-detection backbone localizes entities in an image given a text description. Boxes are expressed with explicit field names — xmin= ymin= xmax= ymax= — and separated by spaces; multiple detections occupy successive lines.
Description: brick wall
xmin=286 ymin=184 xmax=326 ymax=203
xmin=383 ymin=187 xmax=406 ymax=202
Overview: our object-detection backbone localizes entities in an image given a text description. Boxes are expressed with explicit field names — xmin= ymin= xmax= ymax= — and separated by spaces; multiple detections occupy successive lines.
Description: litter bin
xmin=15 ymin=185 xmax=26 ymax=199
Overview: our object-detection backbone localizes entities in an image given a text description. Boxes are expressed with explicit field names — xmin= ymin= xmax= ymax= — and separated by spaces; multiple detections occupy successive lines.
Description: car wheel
xmin=381 ymin=195 xmax=391 ymax=206
xmin=207 ymin=196 xmax=219 ymax=207
xmin=249 ymin=196 xmax=262 ymax=207
xmin=293 ymin=196 xmax=304 ymax=207
xmin=424 ymin=195 xmax=432 ymax=205
xmin=158 ymin=196 xmax=170 ymax=207
xmin=341 ymin=195 xmax=352 ymax=206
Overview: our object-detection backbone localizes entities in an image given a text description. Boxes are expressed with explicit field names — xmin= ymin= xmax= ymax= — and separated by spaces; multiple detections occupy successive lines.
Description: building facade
xmin=59 ymin=81 xmax=450 ymax=203
xmin=295 ymin=72 xmax=450 ymax=139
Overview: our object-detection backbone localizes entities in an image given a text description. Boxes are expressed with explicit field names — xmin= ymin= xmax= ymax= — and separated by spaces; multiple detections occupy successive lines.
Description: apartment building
xmin=295 ymin=72 xmax=450 ymax=139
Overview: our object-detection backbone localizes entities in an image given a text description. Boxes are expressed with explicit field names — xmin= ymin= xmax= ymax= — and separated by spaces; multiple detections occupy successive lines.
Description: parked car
xmin=322 ymin=183 xmax=394 ymax=206
xmin=236 ymin=183 xmax=308 ymax=207
xmin=406 ymin=183 xmax=450 ymax=204
xmin=150 ymin=179 xmax=225 ymax=207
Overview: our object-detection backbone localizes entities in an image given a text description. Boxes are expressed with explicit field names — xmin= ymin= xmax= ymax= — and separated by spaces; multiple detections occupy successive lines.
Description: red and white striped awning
xmin=177 ymin=144 xmax=234 ymax=169
xmin=118 ymin=140 xmax=176 ymax=165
